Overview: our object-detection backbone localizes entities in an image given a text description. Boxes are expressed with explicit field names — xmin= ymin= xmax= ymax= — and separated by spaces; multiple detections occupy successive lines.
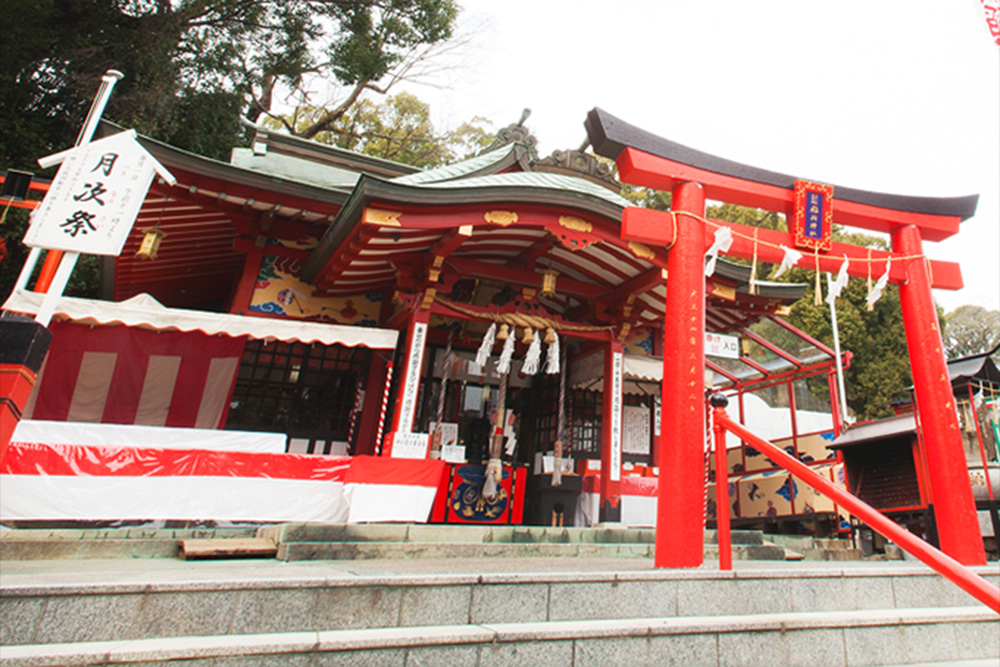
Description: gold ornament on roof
xmin=484 ymin=210 xmax=518 ymax=226
xmin=628 ymin=241 xmax=654 ymax=260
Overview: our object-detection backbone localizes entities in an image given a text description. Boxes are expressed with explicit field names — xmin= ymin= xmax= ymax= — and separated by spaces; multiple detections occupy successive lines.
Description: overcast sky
xmin=394 ymin=0 xmax=999 ymax=314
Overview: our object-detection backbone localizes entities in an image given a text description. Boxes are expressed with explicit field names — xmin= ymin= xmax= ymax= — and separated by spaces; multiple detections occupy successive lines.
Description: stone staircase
xmin=1 ymin=523 xmax=869 ymax=563
xmin=259 ymin=523 xmax=791 ymax=562
xmin=1 ymin=553 xmax=997 ymax=665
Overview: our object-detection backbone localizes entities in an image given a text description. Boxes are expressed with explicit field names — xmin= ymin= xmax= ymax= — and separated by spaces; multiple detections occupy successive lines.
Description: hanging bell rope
xmin=483 ymin=371 xmax=508 ymax=501
xmin=552 ymin=350 xmax=568 ymax=487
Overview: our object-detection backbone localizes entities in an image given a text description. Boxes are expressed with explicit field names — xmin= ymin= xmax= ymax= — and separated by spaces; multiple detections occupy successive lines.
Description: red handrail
xmin=712 ymin=404 xmax=1000 ymax=614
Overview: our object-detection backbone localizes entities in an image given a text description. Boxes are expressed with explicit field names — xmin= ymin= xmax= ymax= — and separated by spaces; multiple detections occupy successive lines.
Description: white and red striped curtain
xmin=24 ymin=321 xmax=246 ymax=428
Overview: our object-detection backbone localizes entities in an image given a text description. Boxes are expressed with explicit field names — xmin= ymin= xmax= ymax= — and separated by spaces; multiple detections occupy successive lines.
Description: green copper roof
xmin=417 ymin=171 xmax=631 ymax=209
xmin=391 ymin=144 xmax=519 ymax=185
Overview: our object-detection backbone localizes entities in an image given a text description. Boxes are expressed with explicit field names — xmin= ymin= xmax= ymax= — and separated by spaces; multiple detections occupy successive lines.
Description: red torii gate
xmin=585 ymin=108 xmax=986 ymax=568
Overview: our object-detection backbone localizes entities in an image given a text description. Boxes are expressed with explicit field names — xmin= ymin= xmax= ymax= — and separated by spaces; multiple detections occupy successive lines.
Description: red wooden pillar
xmin=892 ymin=224 xmax=985 ymax=565
xmin=599 ymin=340 xmax=625 ymax=523
xmin=353 ymin=353 xmax=391 ymax=456
xmin=0 ymin=320 xmax=52 ymax=461
xmin=383 ymin=308 xmax=430 ymax=458
xmin=656 ymin=181 xmax=707 ymax=568
xmin=229 ymin=241 xmax=266 ymax=314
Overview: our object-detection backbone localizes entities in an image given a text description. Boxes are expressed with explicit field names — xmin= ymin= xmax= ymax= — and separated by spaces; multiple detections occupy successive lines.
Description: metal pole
xmin=827 ymin=273 xmax=849 ymax=427
xmin=34 ymin=70 xmax=124 ymax=294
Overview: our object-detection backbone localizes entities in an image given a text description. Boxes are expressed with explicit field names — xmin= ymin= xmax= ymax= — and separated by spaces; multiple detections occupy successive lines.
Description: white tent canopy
xmin=3 ymin=289 xmax=398 ymax=349
xmin=569 ymin=349 xmax=663 ymax=395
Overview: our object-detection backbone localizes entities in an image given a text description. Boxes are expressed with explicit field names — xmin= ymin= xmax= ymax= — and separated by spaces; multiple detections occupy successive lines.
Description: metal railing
xmin=710 ymin=395 xmax=1000 ymax=614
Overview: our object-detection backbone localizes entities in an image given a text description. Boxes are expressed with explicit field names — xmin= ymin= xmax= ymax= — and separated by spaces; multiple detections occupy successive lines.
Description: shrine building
xmin=0 ymin=110 xmax=986 ymax=552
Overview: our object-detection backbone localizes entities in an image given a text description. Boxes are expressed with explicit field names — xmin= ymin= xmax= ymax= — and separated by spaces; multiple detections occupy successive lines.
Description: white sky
xmin=397 ymin=0 xmax=1000 ymax=314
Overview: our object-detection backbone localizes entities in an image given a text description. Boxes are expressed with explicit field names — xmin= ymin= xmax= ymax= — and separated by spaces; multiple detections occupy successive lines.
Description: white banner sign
xmin=395 ymin=321 xmax=427 ymax=433
xmin=390 ymin=432 xmax=430 ymax=459
xmin=609 ymin=350 xmax=624 ymax=482
xmin=622 ymin=405 xmax=651 ymax=456
xmin=706 ymin=331 xmax=739 ymax=359
xmin=25 ymin=130 xmax=173 ymax=256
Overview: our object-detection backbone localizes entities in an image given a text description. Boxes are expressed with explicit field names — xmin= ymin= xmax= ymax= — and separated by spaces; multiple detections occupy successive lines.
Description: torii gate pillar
xmin=656 ymin=181 xmax=707 ymax=568
xmin=893 ymin=225 xmax=985 ymax=565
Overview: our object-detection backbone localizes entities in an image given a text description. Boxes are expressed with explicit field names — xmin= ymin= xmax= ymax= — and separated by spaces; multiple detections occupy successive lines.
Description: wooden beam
xmin=446 ymin=257 xmax=606 ymax=299
xmin=616 ymin=147 xmax=964 ymax=242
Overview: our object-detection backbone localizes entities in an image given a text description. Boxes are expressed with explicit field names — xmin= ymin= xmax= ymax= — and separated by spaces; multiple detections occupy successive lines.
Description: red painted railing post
xmin=713 ymin=403 xmax=1000 ymax=614
xmin=711 ymin=394 xmax=732 ymax=571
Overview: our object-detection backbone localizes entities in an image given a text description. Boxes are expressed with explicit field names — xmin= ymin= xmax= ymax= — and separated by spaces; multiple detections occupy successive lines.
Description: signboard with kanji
xmin=792 ymin=180 xmax=834 ymax=252
xmin=24 ymin=130 xmax=171 ymax=256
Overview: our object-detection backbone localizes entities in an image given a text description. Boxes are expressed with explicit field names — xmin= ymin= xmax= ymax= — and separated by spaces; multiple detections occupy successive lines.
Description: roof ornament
xmin=482 ymin=108 xmax=538 ymax=159
xmin=534 ymin=147 xmax=620 ymax=191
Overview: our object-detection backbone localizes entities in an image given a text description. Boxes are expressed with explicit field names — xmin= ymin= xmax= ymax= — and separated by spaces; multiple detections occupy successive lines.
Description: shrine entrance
xmin=584 ymin=108 xmax=985 ymax=567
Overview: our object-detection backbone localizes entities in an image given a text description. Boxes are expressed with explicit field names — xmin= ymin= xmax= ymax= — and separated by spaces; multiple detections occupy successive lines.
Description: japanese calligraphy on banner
xmin=791 ymin=180 xmax=833 ymax=252
xmin=978 ymin=0 xmax=1000 ymax=45
xmin=394 ymin=320 xmax=427 ymax=435
xmin=24 ymin=130 xmax=174 ymax=256
xmin=622 ymin=405 xmax=651 ymax=455
xmin=389 ymin=432 xmax=431 ymax=459
xmin=609 ymin=349 xmax=624 ymax=482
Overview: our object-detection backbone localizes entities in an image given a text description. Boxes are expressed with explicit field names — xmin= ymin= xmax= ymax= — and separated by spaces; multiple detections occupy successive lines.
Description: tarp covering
xmin=11 ymin=420 xmax=286 ymax=453
xmin=3 ymin=289 xmax=398 ymax=349
xmin=569 ymin=350 xmax=663 ymax=395
xmin=575 ymin=475 xmax=658 ymax=528
xmin=24 ymin=321 xmax=244 ymax=428
xmin=0 ymin=440 xmax=445 ymax=524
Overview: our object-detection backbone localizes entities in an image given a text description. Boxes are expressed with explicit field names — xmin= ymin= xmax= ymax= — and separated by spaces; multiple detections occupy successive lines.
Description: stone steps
xmin=4 ymin=565 xmax=996 ymax=646
xmin=1 ymin=523 xmax=803 ymax=562
xmin=0 ymin=527 xmax=257 ymax=561
xmin=261 ymin=523 xmax=788 ymax=562
xmin=1 ymin=606 xmax=996 ymax=666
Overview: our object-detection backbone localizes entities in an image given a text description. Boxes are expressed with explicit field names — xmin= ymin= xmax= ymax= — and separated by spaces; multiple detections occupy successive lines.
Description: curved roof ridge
xmin=391 ymin=143 xmax=519 ymax=185
xmin=416 ymin=170 xmax=632 ymax=209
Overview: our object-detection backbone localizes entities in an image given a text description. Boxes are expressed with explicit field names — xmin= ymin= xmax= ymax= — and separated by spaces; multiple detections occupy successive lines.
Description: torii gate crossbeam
xmin=585 ymin=108 xmax=985 ymax=568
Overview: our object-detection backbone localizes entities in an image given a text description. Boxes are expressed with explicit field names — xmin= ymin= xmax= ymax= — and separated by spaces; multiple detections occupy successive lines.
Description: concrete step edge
xmin=1 ymin=607 xmax=994 ymax=666
xmin=4 ymin=565 xmax=996 ymax=598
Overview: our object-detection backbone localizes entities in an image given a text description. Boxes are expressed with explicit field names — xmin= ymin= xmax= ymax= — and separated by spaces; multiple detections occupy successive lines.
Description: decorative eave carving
xmin=534 ymin=148 xmax=621 ymax=192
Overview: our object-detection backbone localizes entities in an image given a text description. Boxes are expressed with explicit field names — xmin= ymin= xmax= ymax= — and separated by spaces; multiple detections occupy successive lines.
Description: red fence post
xmin=711 ymin=394 xmax=732 ymax=571
xmin=714 ymin=403 xmax=999 ymax=613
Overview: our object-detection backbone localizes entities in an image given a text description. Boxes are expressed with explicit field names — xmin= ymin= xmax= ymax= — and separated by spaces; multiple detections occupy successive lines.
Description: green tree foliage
xmin=943 ymin=305 xmax=1000 ymax=359
xmin=0 ymin=0 xmax=460 ymax=168
xmin=270 ymin=92 xmax=493 ymax=168
xmin=1 ymin=0 xmax=459 ymax=299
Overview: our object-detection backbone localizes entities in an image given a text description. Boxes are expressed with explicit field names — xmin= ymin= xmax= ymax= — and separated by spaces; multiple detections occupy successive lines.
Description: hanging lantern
xmin=497 ymin=323 xmax=510 ymax=340
xmin=540 ymin=269 xmax=559 ymax=297
xmin=135 ymin=227 xmax=167 ymax=260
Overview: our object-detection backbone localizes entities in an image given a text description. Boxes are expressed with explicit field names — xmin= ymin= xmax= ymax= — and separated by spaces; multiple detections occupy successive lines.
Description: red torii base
xmin=585 ymin=108 xmax=985 ymax=567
